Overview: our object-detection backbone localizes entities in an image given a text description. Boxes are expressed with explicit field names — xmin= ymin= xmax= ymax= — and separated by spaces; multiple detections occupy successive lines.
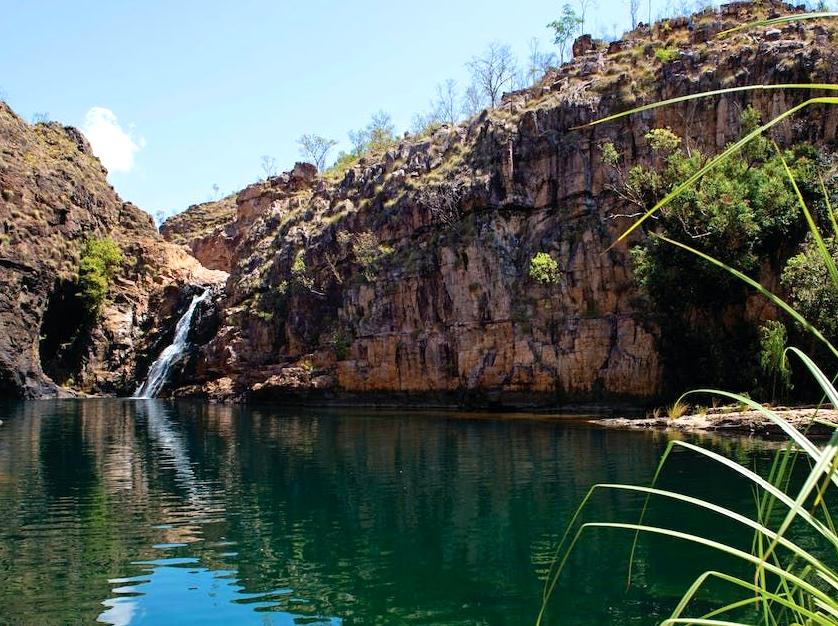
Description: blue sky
xmin=2 ymin=0 xmax=713 ymax=219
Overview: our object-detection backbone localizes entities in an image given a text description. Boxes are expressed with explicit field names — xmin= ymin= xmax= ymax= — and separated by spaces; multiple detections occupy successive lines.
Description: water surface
xmin=0 ymin=400 xmax=788 ymax=625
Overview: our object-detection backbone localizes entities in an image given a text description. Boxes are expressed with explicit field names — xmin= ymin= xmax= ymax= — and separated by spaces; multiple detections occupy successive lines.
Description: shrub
xmin=528 ymin=252 xmax=560 ymax=284
xmin=600 ymin=142 xmax=620 ymax=167
xmin=291 ymin=252 xmax=314 ymax=291
xmin=645 ymin=127 xmax=681 ymax=154
xmin=77 ymin=238 xmax=122 ymax=314
xmin=619 ymin=118 xmax=824 ymax=390
xmin=666 ymin=399 xmax=690 ymax=419
xmin=654 ymin=46 xmax=679 ymax=63
xmin=338 ymin=230 xmax=393 ymax=282
xmin=781 ymin=236 xmax=838 ymax=341
xmin=324 ymin=151 xmax=359 ymax=179
xmin=758 ymin=320 xmax=793 ymax=401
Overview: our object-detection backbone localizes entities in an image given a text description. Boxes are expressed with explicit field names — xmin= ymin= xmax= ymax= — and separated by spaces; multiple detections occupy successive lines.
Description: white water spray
xmin=134 ymin=290 xmax=209 ymax=399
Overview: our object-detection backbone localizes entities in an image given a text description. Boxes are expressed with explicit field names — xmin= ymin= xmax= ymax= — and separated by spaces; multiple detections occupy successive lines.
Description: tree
xmin=576 ymin=0 xmax=596 ymax=34
xmin=348 ymin=110 xmax=396 ymax=155
xmin=461 ymin=84 xmax=487 ymax=118
xmin=413 ymin=80 xmax=461 ymax=135
xmin=627 ymin=0 xmax=640 ymax=28
xmin=297 ymin=134 xmax=338 ymax=172
xmin=260 ymin=155 xmax=277 ymax=179
xmin=547 ymin=5 xmax=583 ymax=64
xmin=526 ymin=38 xmax=557 ymax=84
xmin=434 ymin=79 xmax=459 ymax=126
xmin=211 ymin=183 xmax=220 ymax=200
xmin=410 ymin=111 xmax=441 ymax=136
xmin=466 ymin=41 xmax=518 ymax=108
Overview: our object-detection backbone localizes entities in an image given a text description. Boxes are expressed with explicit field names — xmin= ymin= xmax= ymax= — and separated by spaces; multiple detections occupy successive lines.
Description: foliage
xmin=348 ymin=110 xmax=397 ymax=156
xmin=782 ymin=236 xmax=838 ymax=341
xmin=541 ymin=17 xmax=838 ymax=625
xmin=339 ymin=230 xmax=393 ymax=282
xmin=77 ymin=238 xmax=123 ymax=315
xmin=297 ymin=134 xmax=337 ymax=172
xmin=325 ymin=150 xmax=360 ymax=179
xmin=629 ymin=123 xmax=812 ymax=300
xmin=528 ymin=252 xmax=560 ymax=284
xmin=666 ymin=399 xmax=690 ymax=419
xmin=618 ymin=114 xmax=826 ymax=390
xmin=547 ymin=4 xmax=583 ymax=64
xmin=326 ymin=111 xmax=397 ymax=177
xmin=759 ymin=320 xmax=793 ymax=401
xmin=290 ymin=252 xmax=314 ymax=291
xmin=600 ymin=141 xmax=620 ymax=167
xmin=654 ymin=45 xmax=679 ymax=63
xmin=323 ymin=325 xmax=354 ymax=360
xmin=645 ymin=127 xmax=681 ymax=154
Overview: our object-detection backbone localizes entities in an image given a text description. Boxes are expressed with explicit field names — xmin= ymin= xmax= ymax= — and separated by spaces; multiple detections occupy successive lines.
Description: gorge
xmin=2 ymin=3 xmax=838 ymax=625
xmin=0 ymin=2 xmax=836 ymax=411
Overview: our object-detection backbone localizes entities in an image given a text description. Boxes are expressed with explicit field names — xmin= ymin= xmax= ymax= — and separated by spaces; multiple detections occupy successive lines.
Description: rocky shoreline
xmin=595 ymin=407 xmax=838 ymax=438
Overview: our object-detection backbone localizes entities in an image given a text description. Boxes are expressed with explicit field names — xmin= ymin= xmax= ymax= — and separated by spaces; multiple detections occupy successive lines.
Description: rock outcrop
xmin=160 ymin=194 xmax=237 ymax=271
xmin=0 ymin=103 xmax=225 ymax=398
xmin=164 ymin=4 xmax=838 ymax=406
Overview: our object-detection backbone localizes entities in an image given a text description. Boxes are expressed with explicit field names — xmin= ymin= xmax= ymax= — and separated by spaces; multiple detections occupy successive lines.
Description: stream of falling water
xmin=133 ymin=290 xmax=209 ymax=398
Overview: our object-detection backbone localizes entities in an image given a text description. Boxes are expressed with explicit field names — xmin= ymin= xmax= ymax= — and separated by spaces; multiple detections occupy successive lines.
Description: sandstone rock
xmin=124 ymin=4 xmax=838 ymax=407
xmin=0 ymin=102 xmax=223 ymax=398
xmin=572 ymin=34 xmax=595 ymax=58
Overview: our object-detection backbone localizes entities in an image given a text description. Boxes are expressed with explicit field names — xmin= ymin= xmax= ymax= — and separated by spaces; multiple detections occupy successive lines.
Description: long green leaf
xmin=596 ymin=483 xmax=835 ymax=577
xmin=575 ymin=85 xmax=838 ymax=130
xmin=583 ymin=522 xmax=838 ymax=613
xmin=775 ymin=143 xmax=838 ymax=293
xmin=718 ymin=12 xmax=838 ymax=37
xmin=657 ymin=234 xmax=838 ymax=359
xmin=669 ymin=570 xmax=833 ymax=626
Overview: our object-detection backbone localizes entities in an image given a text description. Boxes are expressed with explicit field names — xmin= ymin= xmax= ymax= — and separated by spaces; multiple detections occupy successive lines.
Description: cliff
xmin=164 ymin=3 xmax=838 ymax=405
xmin=0 ymin=103 xmax=225 ymax=398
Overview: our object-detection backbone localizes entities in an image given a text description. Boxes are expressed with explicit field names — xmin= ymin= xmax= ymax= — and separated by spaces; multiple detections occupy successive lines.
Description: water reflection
xmin=0 ymin=400 xmax=790 ymax=625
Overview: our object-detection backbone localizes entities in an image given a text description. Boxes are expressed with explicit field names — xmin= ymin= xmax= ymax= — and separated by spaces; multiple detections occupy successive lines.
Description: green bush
xmin=654 ymin=46 xmax=679 ymax=63
xmin=758 ymin=320 xmax=792 ymax=401
xmin=781 ymin=236 xmax=838 ymax=341
xmin=291 ymin=252 xmax=314 ymax=291
xmin=77 ymin=238 xmax=122 ymax=314
xmin=628 ymin=124 xmax=816 ymax=302
xmin=528 ymin=252 xmax=559 ymax=284
xmin=618 ymin=113 xmax=826 ymax=390
xmin=324 ymin=151 xmax=359 ymax=179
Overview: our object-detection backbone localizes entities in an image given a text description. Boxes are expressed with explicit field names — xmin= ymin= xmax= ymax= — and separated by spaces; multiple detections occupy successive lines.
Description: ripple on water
xmin=0 ymin=400 xmax=801 ymax=625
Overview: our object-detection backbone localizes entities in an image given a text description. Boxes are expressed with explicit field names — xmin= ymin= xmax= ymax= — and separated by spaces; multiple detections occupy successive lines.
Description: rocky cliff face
xmin=162 ymin=4 xmax=837 ymax=406
xmin=0 ymin=103 xmax=225 ymax=398
xmin=160 ymin=195 xmax=237 ymax=272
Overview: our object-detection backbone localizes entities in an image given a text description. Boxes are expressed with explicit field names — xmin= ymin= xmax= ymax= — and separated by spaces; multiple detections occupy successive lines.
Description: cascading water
xmin=133 ymin=289 xmax=210 ymax=399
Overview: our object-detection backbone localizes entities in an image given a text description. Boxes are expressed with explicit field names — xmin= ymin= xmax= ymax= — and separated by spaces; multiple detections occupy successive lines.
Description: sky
xmin=0 ymin=0 xmax=742 ymax=219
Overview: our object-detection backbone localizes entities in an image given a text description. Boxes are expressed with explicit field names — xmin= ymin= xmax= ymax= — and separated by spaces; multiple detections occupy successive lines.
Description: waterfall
xmin=134 ymin=289 xmax=210 ymax=399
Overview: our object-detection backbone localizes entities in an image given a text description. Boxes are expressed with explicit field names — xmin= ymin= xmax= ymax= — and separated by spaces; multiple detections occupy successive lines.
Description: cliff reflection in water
xmin=0 ymin=400 xmax=780 ymax=625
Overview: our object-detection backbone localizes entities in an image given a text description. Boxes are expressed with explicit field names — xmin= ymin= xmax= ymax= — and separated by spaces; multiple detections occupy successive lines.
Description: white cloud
xmin=82 ymin=106 xmax=144 ymax=173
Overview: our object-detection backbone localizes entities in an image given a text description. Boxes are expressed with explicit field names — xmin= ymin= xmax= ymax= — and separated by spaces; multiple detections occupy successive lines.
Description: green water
xmin=0 ymin=400 xmax=793 ymax=625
